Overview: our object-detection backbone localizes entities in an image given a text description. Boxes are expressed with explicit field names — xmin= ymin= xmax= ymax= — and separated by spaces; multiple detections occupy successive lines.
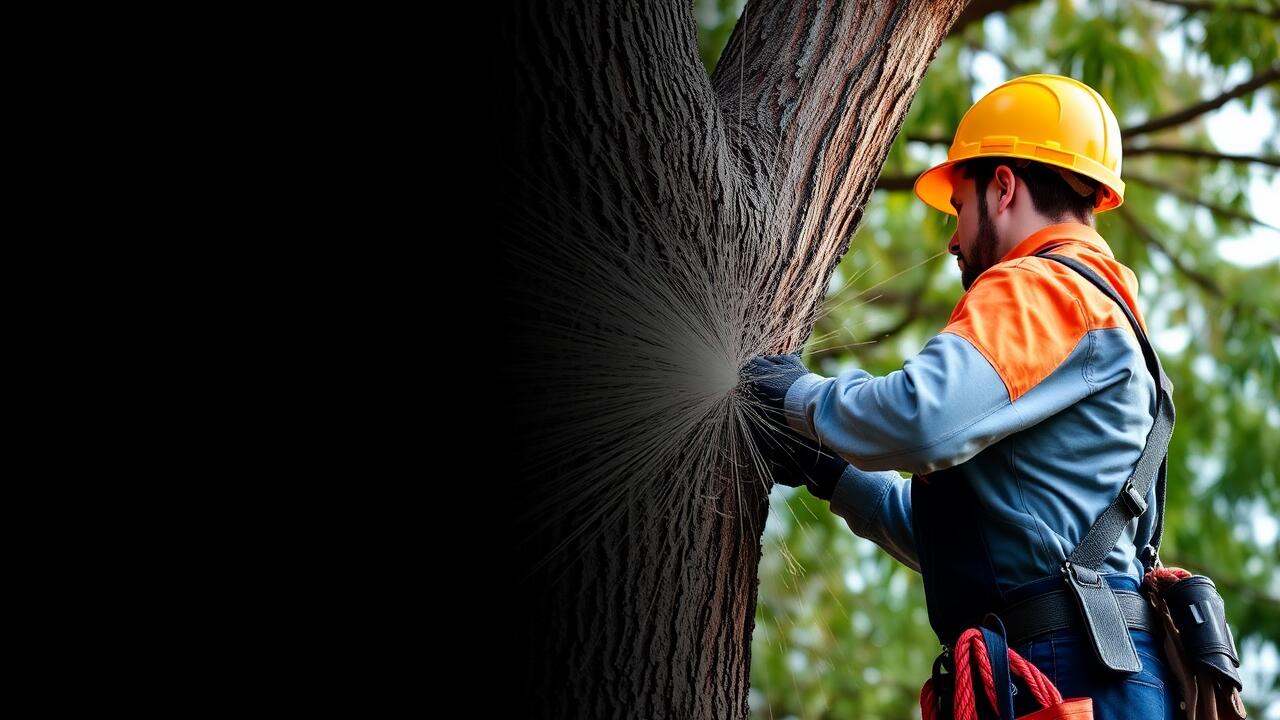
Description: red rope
xmin=955 ymin=629 xmax=1001 ymax=719
xmin=1143 ymin=565 xmax=1192 ymax=601
xmin=920 ymin=570 xmax=1191 ymax=717
xmin=920 ymin=678 xmax=938 ymax=720
xmin=921 ymin=627 xmax=1067 ymax=720
xmin=1009 ymin=651 xmax=1062 ymax=706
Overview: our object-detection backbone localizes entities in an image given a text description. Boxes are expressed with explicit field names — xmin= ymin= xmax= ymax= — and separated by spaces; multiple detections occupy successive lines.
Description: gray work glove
xmin=741 ymin=354 xmax=809 ymax=415
xmin=742 ymin=353 xmax=847 ymax=499
xmin=753 ymin=424 xmax=850 ymax=500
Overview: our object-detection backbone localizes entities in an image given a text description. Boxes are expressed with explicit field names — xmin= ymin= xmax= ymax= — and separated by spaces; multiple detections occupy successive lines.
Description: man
xmin=744 ymin=75 xmax=1180 ymax=718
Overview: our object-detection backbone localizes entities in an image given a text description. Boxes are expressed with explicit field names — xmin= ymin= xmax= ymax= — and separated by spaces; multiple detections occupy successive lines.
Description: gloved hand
xmin=742 ymin=353 xmax=846 ymax=499
xmin=741 ymin=353 xmax=811 ymax=417
xmin=751 ymin=422 xmax=850 ymax=500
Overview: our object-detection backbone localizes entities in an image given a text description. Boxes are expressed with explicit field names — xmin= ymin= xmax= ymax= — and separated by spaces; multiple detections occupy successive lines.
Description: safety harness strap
xmin=1037 ymin=252 xmax=1175 ymax=673
xmin=1037 ymin=252 xmax=1174 ymax=569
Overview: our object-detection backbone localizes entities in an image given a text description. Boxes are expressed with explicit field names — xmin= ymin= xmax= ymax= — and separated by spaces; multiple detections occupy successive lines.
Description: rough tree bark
xmin=493 ymin=1 xmax=965 ymax=717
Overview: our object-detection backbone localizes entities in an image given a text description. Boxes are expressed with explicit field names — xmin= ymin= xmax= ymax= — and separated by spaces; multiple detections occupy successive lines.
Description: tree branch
xmin=1126 ymin=172 xmax=1280 ymax=232
xmin=712 ymin=1 xmax=968 ymax=350
xmin=1116 ymin=205 xmax=1224 ymax=299
xmin=1123 ymin=64 xmax=1280 ymax=138
xmin=853 ymin=289 xmax=954 ymax=312
xmin=899 ymin=139 xmax=1280 ymax=167
xmin=905 ymin=134 xmax=952 ymax=146
xmin=948 ymin=0 xmax=1038 ymax=36
xmin=963 ymin=39 xmax=1028 ymax=76
xmin=809 ymin=286 xmax=942 ymax=363
xmin=905 ymin=59 xmax=1280 ymax=149
xmin=877 ymin=144 xmax=1279 ymax=199
xmin=1115 ymin=205 xmax=1280 ymax=336
xmin=1149 ymin=0 xmax=1280 ymax=21
xmin=875 ymin=174 xmax=919 ymax=192
xmin=1123 ymin=145 xmax=1280 ymax=167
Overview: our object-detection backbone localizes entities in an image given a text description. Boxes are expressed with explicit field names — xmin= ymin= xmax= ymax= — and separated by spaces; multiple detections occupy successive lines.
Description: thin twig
xmin=963 ymin=39 xmax=1028 ymax=76
xmin=1116 ymin=204 xmax=1225 ymax=299
xmin=1123 ymin=64 xmax=1280 ymax=138
xmin=1150 ymin=0 xmax=1280 ymax=21
xmin=1127 ymin=172 xmax=1280 ymax=232
xmin=1123 ymin=145 xmax=1280 ymax=167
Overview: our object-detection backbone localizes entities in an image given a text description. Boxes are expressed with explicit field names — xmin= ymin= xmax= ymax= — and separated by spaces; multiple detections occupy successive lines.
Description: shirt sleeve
xmin=782 ymin=263 xmax=1101 ymax=475
xmin=828 ymin=465 xmax=919 ymax=571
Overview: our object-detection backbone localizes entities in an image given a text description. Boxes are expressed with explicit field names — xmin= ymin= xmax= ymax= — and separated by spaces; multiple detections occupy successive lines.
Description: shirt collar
xmin=999 ymin=222 xmax=1114 ymax=263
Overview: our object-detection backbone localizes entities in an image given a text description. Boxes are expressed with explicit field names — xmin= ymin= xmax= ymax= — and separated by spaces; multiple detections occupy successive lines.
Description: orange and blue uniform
xmin=783 ymin=222 xmax=1177 ymax=716
xmin=784 ymin=221 xmax=1159 ymax=584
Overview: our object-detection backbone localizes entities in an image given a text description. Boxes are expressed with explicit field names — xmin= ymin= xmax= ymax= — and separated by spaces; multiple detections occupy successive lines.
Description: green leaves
xmin=1055 ymin=15 xmax=1162 ymax=115
xmin=697 ymin=1 xmax=1279 ymax=716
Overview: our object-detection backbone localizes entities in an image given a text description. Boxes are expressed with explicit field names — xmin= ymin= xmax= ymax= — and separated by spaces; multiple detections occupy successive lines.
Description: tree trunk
xmin=493 ymin=1 xmax=964 ymax=717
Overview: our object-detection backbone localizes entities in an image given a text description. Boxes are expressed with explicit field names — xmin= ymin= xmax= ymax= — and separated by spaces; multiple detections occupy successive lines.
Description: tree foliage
xmin=698 ymin=0 xmax=1280 ymax=716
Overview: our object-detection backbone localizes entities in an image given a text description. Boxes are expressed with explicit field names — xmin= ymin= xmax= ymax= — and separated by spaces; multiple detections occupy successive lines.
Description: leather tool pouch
xmin=1162 ymin=576 xmax=1242 ymax=690
xmin=1145 ymin=568 xmax=1247 ymax=719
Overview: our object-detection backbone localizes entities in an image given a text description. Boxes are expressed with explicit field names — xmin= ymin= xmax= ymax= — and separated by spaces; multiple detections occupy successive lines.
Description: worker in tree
xmin=743 ymin=75 xmax=1204 ymax=719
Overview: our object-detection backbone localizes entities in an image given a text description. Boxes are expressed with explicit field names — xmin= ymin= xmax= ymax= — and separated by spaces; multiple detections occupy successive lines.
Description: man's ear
xmin=993 ymin=165 xmax=1017 ymax=213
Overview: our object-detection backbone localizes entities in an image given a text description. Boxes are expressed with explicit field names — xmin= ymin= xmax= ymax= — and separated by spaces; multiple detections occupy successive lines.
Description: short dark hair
xmin=958 ymin=157 xmax=1099 ymax=225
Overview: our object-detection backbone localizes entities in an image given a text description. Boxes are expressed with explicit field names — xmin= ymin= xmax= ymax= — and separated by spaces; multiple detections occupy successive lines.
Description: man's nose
xmin=948 ymin=232 xmax=960 ymax=256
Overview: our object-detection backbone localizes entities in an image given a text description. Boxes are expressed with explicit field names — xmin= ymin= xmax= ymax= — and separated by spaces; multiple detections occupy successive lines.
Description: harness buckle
xmin=1122 ymin=480 xmax=1147 ymax=516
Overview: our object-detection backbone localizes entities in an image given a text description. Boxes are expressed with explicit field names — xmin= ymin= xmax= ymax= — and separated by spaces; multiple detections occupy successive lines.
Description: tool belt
xmin=917 ymin=252 xmax=1247 ymax=719
xmin=1000 ymin=588 xmax=1157 ymax=647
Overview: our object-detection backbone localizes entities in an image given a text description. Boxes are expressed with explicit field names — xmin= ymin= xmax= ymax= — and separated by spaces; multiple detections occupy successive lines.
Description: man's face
xmin=948 ymin=175 xmax=1001 ymax=291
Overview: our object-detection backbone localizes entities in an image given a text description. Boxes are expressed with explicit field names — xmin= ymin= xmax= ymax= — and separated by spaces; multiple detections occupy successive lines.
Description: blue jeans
xmin=1002 ymin=575 xmax=1181 ymax=719
xmin=1008 ymin=627 xmax=1178 ymax=719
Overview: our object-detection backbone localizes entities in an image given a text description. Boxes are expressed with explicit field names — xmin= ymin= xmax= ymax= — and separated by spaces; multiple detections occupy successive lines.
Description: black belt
xmin=998 ymin=589 xmax=1156 ymax=647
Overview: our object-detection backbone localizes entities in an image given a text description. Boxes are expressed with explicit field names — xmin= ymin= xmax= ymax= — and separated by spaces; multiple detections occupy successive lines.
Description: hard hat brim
xmin=914 ymin=161 xmax=962 ymax=217
xmin=912 ymin=154 xmax=1125 ymax=217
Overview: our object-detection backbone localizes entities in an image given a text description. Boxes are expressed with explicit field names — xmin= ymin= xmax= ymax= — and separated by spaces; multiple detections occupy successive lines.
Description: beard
xmin=961 ymin=202 xmax=1001 ymax=291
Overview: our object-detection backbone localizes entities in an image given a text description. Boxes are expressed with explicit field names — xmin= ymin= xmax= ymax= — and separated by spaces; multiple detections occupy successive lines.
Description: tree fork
xmin=495 ymin=1 xmax=964 ymax=716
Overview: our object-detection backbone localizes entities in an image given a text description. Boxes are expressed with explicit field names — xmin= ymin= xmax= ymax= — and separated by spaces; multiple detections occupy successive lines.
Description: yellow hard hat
xmin=913 ymin=74 xmax=1125 ymax=216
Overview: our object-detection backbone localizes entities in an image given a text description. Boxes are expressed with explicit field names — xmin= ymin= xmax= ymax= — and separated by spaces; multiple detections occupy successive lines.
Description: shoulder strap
xmin=1035 ymin=252 xmax=1175 ymax=571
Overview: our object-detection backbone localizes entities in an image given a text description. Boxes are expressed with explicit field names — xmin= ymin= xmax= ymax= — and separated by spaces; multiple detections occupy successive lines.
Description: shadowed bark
xmin=494 ymin=1 xmax=965 ymax=716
